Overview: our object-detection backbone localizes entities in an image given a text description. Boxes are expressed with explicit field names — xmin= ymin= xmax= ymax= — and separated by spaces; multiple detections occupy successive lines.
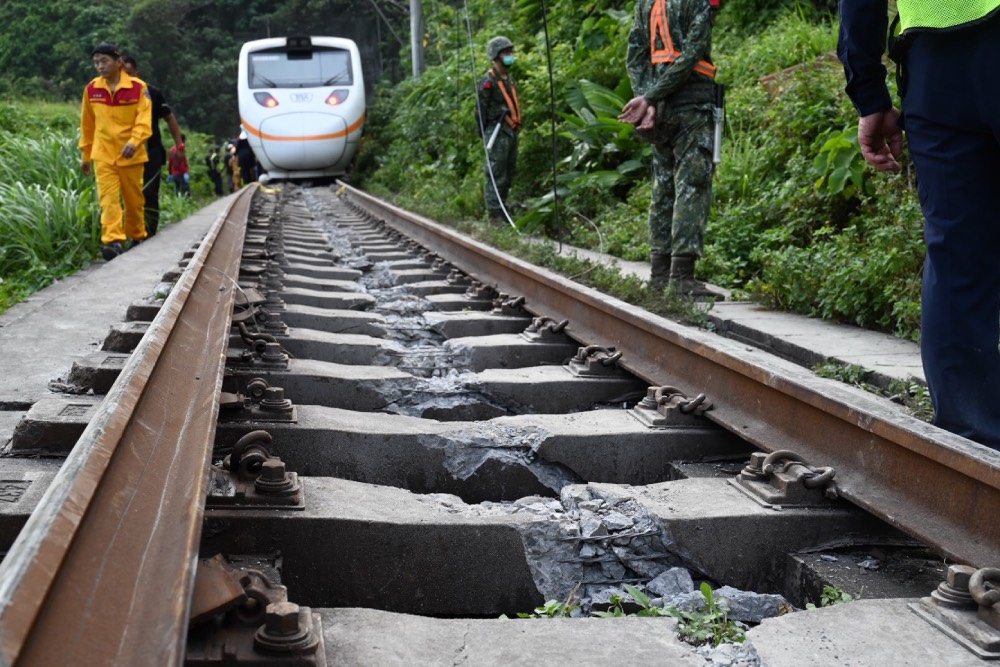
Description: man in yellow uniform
xmin=79 ymin=43 xmax=153 ymax=261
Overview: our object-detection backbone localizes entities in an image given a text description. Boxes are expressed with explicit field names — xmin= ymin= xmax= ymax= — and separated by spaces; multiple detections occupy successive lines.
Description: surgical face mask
xmin=502 ymin=55 xmax=516 ymax=66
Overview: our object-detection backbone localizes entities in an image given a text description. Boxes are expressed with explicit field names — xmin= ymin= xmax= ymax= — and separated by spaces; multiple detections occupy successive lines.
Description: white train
xmin=237 ymin=36 xmax=365 ymax=180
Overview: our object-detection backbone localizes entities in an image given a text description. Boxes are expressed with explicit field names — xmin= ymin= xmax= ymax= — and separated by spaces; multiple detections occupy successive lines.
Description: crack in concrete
xmin=451 ymin=627 xmax=471 ymax=666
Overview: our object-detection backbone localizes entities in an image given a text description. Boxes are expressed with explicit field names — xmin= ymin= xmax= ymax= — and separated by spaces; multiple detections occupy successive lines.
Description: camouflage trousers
xmin=484 ymin=128 xmax=518 ymax=215
xmin=648 ymin=105 xmax=714 ymax=258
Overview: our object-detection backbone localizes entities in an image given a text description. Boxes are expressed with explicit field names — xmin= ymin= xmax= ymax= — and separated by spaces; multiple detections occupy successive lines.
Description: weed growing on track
xmin=814 ymin=361 xmax=933 ymax=423
xmin=507 ymin=583 xmax=747 ymax=648
xmin=805 ymin=584 xmax=858 ymax=609
xmin=664 ymin=583 xmax=747 ymax=647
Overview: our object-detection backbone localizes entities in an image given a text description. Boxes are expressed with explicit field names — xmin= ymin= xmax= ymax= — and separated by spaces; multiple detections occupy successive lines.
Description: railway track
xmin=1 ymin=183 xmax=998 ymax=665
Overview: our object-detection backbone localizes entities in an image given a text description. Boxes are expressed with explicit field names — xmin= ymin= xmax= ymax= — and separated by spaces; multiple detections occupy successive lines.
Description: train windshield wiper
xmin=322 ymin=74 xmax=348 ymax=86
xmin=255 ymin=75 xmax=278 ymax=87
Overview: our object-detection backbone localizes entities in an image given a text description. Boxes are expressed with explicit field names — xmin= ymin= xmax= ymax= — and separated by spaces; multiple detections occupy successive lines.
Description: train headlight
xmin=325 ymin=89 xmax=350 ymax=106
xmin=253 ymin=92 xmax=279 ymax=108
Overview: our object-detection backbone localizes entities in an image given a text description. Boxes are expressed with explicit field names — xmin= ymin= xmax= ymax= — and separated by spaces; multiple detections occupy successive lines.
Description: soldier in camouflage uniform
xmin=619 ymin=0 xmax=719 ymax=296
xmin=478 ymin=36 xmax=522 ymax=225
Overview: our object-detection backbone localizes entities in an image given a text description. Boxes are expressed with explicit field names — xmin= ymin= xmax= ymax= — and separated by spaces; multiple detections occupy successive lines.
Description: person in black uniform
xmin=234 ymin=131 xmax=256 ymax=185
xmin=121 ymin=56 xmax=185 ymax=237
xmin=205 ymin=144 xmax=224 ymax=196
xmin=838 ymin=1 xmax=1000 ymax=450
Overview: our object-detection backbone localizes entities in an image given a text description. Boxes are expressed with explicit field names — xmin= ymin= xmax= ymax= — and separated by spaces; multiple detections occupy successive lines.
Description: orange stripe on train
xmin=240 ymin=114 xmax=366 ymax=142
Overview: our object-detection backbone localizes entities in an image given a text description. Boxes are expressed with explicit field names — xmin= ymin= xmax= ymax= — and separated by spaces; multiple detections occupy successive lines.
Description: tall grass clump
xmin=0 ymin=102 xmax=101 ymax=313
xmin=0 ymin=180 xmax=99 ymax=277
xmin=0 ymin=133 xmax=101 ymax=313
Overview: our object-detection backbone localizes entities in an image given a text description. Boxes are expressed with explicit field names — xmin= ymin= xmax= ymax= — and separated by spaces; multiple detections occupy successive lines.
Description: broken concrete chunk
xmin=648 ymin=567 xmax=695 ymax=598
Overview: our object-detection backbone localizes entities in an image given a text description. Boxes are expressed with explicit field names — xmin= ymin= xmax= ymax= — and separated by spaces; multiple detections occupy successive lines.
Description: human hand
xmin=858 ymin=109 xmax=903 ymax=173
xmin=81 ymin=161 xmax=91 ymax=176
xmin=619 ymin=96 xmax=651 ymax=125
xmin=636 ymin=105 xmax=656 ymax=131
xmin=121 ymin=142 xmax=137 ymax=159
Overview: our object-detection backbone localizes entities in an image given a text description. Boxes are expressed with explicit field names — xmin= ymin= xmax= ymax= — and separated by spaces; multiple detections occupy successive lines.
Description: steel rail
xmin=343 ymin=184 xmax=1000 ymax=569
xmin=0 ymin=188 xmax=253 ymax=666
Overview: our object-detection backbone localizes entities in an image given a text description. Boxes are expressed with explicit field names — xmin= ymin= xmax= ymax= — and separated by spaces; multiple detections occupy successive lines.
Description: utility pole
xmin=410 ymin=0 xmax=424 ymax=77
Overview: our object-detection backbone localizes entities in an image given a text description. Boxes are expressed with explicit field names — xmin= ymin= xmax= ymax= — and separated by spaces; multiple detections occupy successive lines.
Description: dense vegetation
xmin=0 ymin=0 xmax=925 ymax=341
xmin=354 ymin=0 xmax=924 ymax=341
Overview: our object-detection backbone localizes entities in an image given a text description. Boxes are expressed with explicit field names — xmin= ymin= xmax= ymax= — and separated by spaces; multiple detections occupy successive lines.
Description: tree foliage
xmin=0 ymin=0 xmax=407 ymax=139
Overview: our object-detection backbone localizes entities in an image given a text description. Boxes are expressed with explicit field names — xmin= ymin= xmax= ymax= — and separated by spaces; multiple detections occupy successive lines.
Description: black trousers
xmin=142 ymin=152 xmax=164 ymax=236
xmin=903 ymin=14 xmax=1000 ymax=448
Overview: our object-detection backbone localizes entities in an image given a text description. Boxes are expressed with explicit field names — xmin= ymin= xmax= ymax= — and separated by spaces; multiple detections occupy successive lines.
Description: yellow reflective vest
xmin=897 ymin=0 xmax=1000 ymax=32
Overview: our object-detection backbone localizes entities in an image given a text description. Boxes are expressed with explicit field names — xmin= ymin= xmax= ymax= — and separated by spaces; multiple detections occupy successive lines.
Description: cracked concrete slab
xmin=320 ymin=608 xmax=703 ymax=666
xmin=748 ymin=598 xmax=980 ymax=666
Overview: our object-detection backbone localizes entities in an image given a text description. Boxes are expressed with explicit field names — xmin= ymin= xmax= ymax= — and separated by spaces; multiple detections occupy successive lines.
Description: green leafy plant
xmin=505 ymin=586 xmax=581 ymax=619
xmin=805 ymin=584 xmax=857 ymax=609
xmin=592 ymin=585 xmax=673 ymax=618
xmin=886 ymin=379 xmax=933 ymax=422
xmin=508 ymin=583 xmax=745 ymax=648
xmin=815 ymin=362 xmax=933 ymax=423
xmin=514 ymin=598 xmax=579 ymax=619
xmin=664 ymin=582 xmax=747 ymax=647
xmin=812 ymin=125 xmax=868 ymax=198
xmin=592 ymin=584 xmax=746 ymax=647
xmin=814 ymin=362 xmax=875 ymax=389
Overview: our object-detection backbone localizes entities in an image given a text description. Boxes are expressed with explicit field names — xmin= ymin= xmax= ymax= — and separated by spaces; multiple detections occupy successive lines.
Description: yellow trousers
xmin=94 ymin=161 xmax=147 ymax=245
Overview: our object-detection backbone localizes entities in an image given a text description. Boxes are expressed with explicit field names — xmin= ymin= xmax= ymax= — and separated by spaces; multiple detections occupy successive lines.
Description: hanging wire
xmin=537 ymin=0 xmax=562 ymax=243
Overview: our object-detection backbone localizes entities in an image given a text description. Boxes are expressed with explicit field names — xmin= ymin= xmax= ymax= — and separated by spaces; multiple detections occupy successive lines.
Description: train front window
xmin=249 ymin=48 xmax=353 ymax=89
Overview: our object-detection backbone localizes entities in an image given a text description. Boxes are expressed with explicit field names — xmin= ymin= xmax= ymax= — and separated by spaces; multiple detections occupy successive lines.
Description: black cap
xmin=91 ymin=43 xmax=121 ymax=58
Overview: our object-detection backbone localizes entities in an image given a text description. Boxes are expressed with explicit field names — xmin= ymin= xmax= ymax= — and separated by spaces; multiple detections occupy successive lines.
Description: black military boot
xmin=650 ymin=253 xmax=671 ymax=291
xmin=668 ymin=255 xmax=724 ymax=299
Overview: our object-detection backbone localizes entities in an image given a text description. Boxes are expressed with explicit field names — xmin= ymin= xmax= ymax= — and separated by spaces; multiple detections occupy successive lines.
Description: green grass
xmin=814 ymin=361 xmax=932 ymax=422
xmin=0 ymin=99 xmax=212 ymax=316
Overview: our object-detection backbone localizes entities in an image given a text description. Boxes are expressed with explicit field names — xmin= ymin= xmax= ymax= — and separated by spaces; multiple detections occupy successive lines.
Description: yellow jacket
xmin=79 ymin=72 xmax=152 ymax=166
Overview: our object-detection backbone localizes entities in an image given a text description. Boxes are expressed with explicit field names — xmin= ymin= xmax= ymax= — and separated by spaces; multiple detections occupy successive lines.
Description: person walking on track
xmin=121 ymin=55 xmax=185 ymax=237
xmin=79 ymin=43 xmax=152 ymax=260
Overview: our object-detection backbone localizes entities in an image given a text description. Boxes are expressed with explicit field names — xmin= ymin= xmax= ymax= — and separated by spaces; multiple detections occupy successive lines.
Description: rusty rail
xmin=342 ymin=184 xmax=1000 ymax=569
xmin=0 ymin=188 xmax=252 ymax=666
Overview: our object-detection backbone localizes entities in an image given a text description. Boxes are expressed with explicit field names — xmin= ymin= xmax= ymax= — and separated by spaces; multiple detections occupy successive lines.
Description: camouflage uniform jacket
xmin=626 ymin=0 xmax=715 ymax=107
xmin=477 ymin=69 xmax=520 ymax=139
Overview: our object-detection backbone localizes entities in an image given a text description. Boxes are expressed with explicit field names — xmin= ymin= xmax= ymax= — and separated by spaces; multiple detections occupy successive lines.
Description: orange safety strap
xmin=489 ymin=68 xmax=522 ymax=129
xmin=649 ymin=0 xmax=717 ymax=79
